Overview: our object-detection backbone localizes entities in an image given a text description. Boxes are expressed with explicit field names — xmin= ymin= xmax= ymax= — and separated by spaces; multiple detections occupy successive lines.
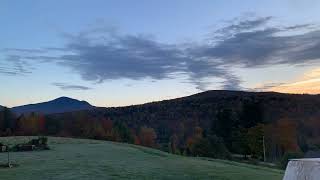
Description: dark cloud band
xmin=2 ymin=16 xmax=320 ymax=91
xmin=52 ymin=83 xmax=92 ymax=90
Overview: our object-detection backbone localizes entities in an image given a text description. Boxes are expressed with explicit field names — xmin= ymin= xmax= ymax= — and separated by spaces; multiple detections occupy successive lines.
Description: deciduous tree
xmin=139 ymin=127 xmax=157 ymax=147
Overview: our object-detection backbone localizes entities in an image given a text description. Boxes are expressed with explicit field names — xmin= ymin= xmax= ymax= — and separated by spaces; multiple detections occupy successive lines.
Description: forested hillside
xmin=100 ymin=90 xmax=320 ymax=161
xmin=1 ymin=90 xmax=320 ymax=163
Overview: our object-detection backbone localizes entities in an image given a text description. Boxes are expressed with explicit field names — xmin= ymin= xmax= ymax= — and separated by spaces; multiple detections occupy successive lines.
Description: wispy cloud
xmin=1 ymin=48 xmax=48 ymax=54
xmin=52 ymin=82 xmax=92 ymax=90
xmin=191 ymin=19 xmax=320 ymax=68
xmin=252 ymin=82 xmax=286 ymax=92
xmin=0 ymin=55 xmax=32 ymax=75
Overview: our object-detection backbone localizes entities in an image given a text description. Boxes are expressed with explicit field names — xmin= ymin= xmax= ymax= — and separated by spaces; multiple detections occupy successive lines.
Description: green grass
xmin=0 ymin=136 xmax=284 ymax=180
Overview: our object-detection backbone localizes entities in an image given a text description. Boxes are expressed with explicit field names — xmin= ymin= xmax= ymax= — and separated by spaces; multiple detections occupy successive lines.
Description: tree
xmin=212 ymin=109 xmax=236 ymax=149
xmin=240 ymin=101 xmax=263 ymax=128
xmin=276 ymin=118 xmax=299 ymax=153
xmin=101 ymin=118 xmax=113 ymax=132
xmin=231 ymin=128 xmax=250 ymax=157
xmin=186 ymin=126 xmax=203 ymax=155
xmin=169 ymin=134 xmax=179 ymax=154
xmin=131 ymin=129 xmax=141 ymax=145
xmin=139 ymin=127 xmax=157 ymax=147
xmin=247 ymin=124 xmax=265 ymax=159
xmin=264 ymin=118 xmax=300 ymax=161
xmin=38 ymin=115 xmax=46 ymax=134
xmin=101 ymin=118 xmax=113 ymax=140
xmin=87 ymin=119 xmax=106 ymax=139
xmin=113 ymin=121 xmax=134 ymax=143
xmin=0 ymin=108 xmax=16 ymax=135
xmin=17 ymin=114 xmax=39 ymax=135
xmin=191 ymin=135 xmax=231 ymax=159
xmin=45 ymin=116 xmax=61 ymax=135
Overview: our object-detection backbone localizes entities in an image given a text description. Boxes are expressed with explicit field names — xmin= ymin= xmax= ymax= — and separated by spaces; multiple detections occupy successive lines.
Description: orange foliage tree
xmin=265 ymin=118 xmax=300 ymax=160
xmin=17 ymin=113 xmax=45 ymax=135
xmin=101 ymin=118 xmax=113 ymax=140
xmin=186 ymin=126 xmax=203 ymax=155
xmin=139 ymin=127 xmax=157 ymax=147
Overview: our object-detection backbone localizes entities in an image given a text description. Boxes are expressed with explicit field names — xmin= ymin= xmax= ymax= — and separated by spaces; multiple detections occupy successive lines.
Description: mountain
xmin=0 ymin=105 xmax=4 ymax=110
xmin=11 ymin=97 xmax=94 ymax=115
xmin=50 ymin=90 xmax=320 ymax=140
xmin=102 ymin=90 xmax=320 ymax=126
xmin=49 ymin=90 xmax=320 ymax=129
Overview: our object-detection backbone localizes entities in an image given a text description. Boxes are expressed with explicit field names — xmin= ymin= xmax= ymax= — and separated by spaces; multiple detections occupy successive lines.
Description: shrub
xmin=192 ymin=135 xmax=231 ymax=159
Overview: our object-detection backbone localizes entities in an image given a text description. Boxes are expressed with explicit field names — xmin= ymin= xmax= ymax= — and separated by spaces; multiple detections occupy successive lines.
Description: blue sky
xmin=1 ymin=0 xmax=320 ymax=107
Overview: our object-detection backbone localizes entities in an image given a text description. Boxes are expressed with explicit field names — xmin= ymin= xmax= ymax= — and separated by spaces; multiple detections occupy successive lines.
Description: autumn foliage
xmin=264 ymin=118 xmax=300 ymax=160
xmin=139 ymin=127 xmax=157 ymax=147
xmin=1 ymin=92 xmax=319 ymax=163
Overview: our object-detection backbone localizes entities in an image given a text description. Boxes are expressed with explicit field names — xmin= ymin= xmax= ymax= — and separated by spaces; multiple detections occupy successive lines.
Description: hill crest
xmin=11 ymin=96 xmax=93 ymax=114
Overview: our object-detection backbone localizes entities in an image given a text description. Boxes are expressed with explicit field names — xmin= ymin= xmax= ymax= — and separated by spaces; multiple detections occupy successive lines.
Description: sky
xmin=1 ymin=0 xmax=320 ymax=107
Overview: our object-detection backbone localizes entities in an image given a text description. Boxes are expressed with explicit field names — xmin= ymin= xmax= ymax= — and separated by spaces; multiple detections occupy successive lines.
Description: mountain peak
xmin=12 ymin=97 xmax=93 ymax=115
xmin=53 ymin=96 xmax=82 ymax=103
xmin=54 ymin=96 xmax=77 ymax=101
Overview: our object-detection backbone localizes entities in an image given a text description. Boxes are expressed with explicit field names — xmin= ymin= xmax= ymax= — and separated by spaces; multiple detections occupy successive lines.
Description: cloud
xmin=193 ymin=18 xmax=320 ymax=68
xmin=2 ymin=16 xmax=320 ymax=91
xmin=251 ymin=82 xmax=286 ymax=92
xmin=42 ymin=30 xmax=239 ymax=90
xmin=1 ymin=48 xmax=48 ymax=54
xmin=221 ymin=75 xmax=243 ymax=90
xmin=52 ymin=82 xmax=92 ymax=90
xmin=0 ymin=55 xmax=32 ymax=75
xmin=58 ymin=33 xmax=186 ymax=82
xmin=212 ymin=16 xmax=273 ymax=40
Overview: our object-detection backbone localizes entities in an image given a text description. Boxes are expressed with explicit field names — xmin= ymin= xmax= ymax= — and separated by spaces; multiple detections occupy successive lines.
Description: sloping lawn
xmin=0 ymin=136 xmax=284 ymax=180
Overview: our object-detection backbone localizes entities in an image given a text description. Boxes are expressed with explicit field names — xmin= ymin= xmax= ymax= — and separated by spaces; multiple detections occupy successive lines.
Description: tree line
xmin=0 ymin=108 xmax=158 ymax=148
xmin=0 ymin=105 xmax=307 ymax=164
xmin=2 ymin=91 xmax=320 ymax=165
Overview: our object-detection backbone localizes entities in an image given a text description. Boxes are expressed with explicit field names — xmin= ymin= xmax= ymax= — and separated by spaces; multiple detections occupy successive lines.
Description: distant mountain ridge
xmin=11 ymin=97 xmax=94 ymax=115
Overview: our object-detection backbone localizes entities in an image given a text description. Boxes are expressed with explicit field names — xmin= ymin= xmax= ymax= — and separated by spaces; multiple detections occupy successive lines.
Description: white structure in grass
xmin=283 ymin=158 xmax=320 ymax=180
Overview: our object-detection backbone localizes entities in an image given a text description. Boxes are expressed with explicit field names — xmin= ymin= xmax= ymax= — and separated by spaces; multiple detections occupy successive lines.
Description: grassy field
xmin=0 ymin=136 xmax=283 ymax=180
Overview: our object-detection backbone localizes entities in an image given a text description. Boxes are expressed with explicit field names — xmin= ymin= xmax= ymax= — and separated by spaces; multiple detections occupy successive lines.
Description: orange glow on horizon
xmin=267 ymin=68 xmax=320 ymax=94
